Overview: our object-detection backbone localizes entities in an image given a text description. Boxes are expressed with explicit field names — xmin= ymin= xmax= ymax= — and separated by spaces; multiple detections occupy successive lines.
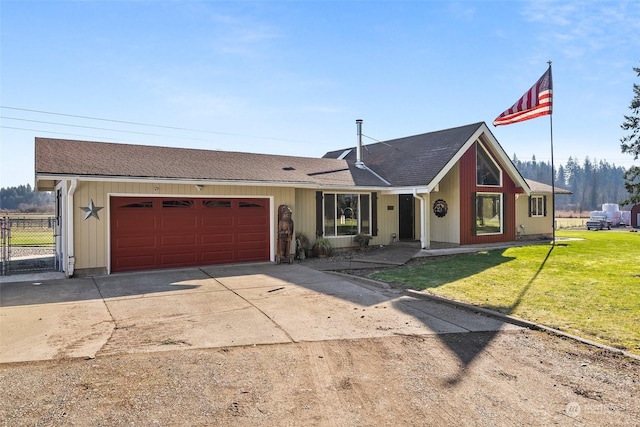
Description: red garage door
xmin=110 ymin=197 xmax=270 ymax=273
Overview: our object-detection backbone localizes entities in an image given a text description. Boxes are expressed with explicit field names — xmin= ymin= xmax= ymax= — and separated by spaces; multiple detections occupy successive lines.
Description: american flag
xmin=493 ymin=67 xmax=553 ymax=126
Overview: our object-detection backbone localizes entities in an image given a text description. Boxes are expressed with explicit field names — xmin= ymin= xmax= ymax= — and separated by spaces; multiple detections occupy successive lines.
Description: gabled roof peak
xmin=323 ymin=122 xmax=488 ymax=188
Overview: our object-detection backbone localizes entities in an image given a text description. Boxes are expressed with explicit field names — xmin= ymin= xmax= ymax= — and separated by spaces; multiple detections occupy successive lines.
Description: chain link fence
xmin=1 ymin=216 xmax=57 ymax=275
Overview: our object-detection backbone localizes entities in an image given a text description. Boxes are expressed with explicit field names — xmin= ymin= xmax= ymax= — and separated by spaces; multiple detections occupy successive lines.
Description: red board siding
xmin=459 ymin=142 xmax=519 ymax=245
xmin=111 ymin=197 xmax=270 ymax=273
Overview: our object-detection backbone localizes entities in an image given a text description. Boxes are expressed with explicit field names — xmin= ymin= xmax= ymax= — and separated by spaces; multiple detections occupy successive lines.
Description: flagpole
xmin=493 ymin=62 xmax=555 ymax=244
xmin=548 ymin=60 xmax=556 ymax=246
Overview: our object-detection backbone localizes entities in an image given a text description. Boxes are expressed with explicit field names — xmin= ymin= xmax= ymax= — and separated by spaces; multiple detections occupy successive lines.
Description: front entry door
xmin=398 ymin=194 xmax=414 ymax=240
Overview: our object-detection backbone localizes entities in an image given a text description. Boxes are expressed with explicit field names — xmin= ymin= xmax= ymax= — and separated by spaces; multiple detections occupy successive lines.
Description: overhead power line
xmin=0 ymin=125 xmax=145 ymax=142
xmin=0 ymin=116 xmax=211 ymax=141
xmin=0 ymin=105 xmax=308 ymax=143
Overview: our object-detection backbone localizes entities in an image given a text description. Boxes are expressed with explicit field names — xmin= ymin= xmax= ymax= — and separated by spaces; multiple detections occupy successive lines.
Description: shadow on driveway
xmin=0 ymin=261 xmax=522 ymax=378
xmin=0 ymin=269 xmax=205 ymax=307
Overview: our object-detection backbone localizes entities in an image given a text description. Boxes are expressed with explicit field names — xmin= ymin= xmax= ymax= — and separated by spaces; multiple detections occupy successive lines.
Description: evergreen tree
xmin=620 ymin=65 xmax=640 ymax=204
xmin=564 ymin=156 xmax=580 ymax=211
xmin=582 ymin=157 xmax=596 ymax=210
xmin=556 ymin=163 xmax=566 ymax=188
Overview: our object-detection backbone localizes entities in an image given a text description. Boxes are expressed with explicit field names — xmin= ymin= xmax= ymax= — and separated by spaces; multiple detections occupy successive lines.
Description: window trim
xmin=322 ymin=192 xmax=372 ymax=237
xmin=475 ymin=192 xmax=503 ymax=236
xmin=121 ymin=201 xmax=154 ymax=208
xmin=529 ymin=195 xmax=547 ymax=217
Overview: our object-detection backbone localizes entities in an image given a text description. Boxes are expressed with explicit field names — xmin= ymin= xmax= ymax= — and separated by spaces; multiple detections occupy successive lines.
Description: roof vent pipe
xmin=355 ymin=119 xmax=365 ymax=169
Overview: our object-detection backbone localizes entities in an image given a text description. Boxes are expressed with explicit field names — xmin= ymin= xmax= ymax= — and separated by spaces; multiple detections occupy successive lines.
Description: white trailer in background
xmin=586 ymin=203 xmax=631 ymax=229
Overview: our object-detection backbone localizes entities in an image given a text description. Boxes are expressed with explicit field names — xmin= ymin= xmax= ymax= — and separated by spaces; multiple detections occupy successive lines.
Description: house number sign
xmin=433 ymin=199 xmax=448 ymax=218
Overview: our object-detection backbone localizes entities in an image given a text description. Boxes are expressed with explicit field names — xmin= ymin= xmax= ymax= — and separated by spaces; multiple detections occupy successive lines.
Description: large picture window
xmin=475 ymin=193 xmax=503 ymax=235
xmin=477 ymin=143 xmax=502 ymax=186
xmin=323 ymin=193 xmax=371 ymax=236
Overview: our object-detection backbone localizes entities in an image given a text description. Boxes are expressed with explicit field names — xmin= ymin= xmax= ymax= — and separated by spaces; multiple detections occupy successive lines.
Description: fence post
xmin=1 ymin=217 xmax=8 ymax=276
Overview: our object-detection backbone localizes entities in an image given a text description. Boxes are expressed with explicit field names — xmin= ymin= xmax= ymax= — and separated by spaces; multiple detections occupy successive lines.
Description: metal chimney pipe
xmin=355 ymin=119 xmax=364 ymax=169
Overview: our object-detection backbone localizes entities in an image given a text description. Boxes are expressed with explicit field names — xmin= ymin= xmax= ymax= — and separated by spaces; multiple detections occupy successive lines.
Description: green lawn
xmin=3 ymin=215 xmax=55 ymax=247
xmin=7 ymin=228 xmax=54 ymax=247
xmin=371 ymin=230 xmax=640 ymax=354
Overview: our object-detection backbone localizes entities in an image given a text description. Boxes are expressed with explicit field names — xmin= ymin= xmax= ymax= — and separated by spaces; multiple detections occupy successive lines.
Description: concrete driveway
xmin=0 ymin=263 xmax=520 ymax=364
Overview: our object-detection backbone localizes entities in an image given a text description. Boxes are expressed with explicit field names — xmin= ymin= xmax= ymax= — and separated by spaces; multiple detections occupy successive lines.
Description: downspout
xmin=413 ymin=189 xmax=428 ymax=249
xmin=66 ymin=178 xmax=77 ymax=277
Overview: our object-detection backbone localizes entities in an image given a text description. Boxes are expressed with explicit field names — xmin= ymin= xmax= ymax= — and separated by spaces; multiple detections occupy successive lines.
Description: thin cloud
xmin=522 ymin=0 xmax=640 ymax=59
xmin=217 ymin=27 xmax=282 ymax=57
xmin=447 ymin=2 xmax=476 ymax=21
xmin=204 ymin=9 xmax=283 ymax=58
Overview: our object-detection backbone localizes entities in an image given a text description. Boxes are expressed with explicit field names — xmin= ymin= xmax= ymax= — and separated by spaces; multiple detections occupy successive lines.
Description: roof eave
xmin=381 ymin=186 xmax=430 ymax=195
xmin=34 ymin=173 xmax=393 ymax=191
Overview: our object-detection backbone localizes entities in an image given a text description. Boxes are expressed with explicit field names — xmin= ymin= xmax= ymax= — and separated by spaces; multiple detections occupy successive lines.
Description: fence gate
xmin=0 ymin=216 xmax=57 ymax=276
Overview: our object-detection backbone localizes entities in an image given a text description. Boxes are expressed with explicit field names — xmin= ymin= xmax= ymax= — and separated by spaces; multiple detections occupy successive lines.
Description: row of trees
xmin=0 ymin=184 xmax=55 ymax=213
xmin=513 ymin=156 xmax=631 ymax=212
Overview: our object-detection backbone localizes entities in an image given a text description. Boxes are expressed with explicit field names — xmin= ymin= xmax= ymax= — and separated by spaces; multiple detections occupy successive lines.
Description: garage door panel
xmin=236 ymin=248 xmax=269 ymax=260
xmin=237 ymin=232 xmax=269 ymax=243
xmin=201 ymin=233 xmax=234 ymax=244
xmin=201 ymin=216 xmax=234 ymax=227
xmin=114 ymin=255 xmax=157 ymax=270
xmin=160 ymin=252 xmax=198 ymax=266
xmin=114 ymin=236 xmax=156 ymax=249
xmin=113 ymin=217 xmax=157 ymax=231
xmin=161 ymin=234 xmax=197 ymax=246
xmin=237 ymin=207 xmax=267 ymax=215
xmin=235 ymin=226 xmax=269 ymax=236
xmin=201 ymin=225 xmax=235 ymax=234
xmin=201 ymin=251 xmax=235 ymax=264
xmin=111 ymin=197 xmax=270 ymax=273
xmin=160 ymin=216 xmax=198 ymax=229
xmin=236 ymin=216 xmax=268 ymax=226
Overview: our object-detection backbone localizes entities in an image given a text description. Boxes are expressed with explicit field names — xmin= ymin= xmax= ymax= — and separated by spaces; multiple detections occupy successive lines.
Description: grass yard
xmin=371 ymin=230 xmax=640 ymax=354
xmin=8 ymin=228 xmax=54 ymax=247
xmin=2 ymin=214 xmax=55 ymax=247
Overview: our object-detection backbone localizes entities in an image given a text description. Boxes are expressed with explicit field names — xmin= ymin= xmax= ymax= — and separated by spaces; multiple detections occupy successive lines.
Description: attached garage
xmin=110 ymin=196 xmax=271 ymax=273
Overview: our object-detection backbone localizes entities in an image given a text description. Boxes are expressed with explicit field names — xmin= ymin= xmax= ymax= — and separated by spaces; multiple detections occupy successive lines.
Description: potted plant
xmin=312 ymin=237 xmax=334 ymax=257
xmin=353 ymin=233 xmax=372 ymax=249
xmin=295 ymin=232 xmax=311 ymax=260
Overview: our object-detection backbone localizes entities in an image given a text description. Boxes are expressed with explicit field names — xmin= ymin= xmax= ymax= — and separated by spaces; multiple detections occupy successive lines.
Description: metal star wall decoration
xmin=80 ymin=199 xmax=103 ymax=220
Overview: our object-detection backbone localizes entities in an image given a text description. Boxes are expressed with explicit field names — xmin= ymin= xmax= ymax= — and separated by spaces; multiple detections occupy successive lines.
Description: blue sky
xmin=1 ymin=0 xmax=639 ymax=188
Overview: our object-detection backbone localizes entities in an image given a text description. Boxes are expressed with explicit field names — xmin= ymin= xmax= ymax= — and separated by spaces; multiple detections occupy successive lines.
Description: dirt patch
xmin=337 ymin=256 xmax=439 ymax=284
xmin=1 ymin=330 xmax=637 ymax=425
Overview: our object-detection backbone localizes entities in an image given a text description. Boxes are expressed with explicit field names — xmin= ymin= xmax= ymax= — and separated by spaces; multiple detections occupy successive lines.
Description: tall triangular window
xmin=476 ymin=143 xmax=502 ymax=186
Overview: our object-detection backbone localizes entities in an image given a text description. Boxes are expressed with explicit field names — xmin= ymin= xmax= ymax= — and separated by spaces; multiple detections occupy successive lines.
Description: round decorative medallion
xmin=433 ymin=199 xmax=448 ymax=218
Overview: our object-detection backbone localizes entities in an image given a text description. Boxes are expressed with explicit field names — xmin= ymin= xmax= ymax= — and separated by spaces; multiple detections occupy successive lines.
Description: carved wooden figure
xmin=276 ymin=204 xmax=294 ymax=264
